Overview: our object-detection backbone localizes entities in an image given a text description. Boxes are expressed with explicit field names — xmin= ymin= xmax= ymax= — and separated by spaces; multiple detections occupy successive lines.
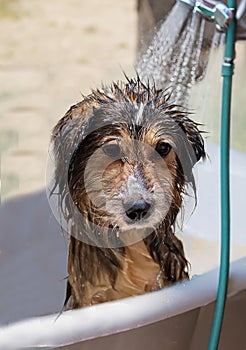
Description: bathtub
xmin=0 ymin=141 xmax=245 ymax=350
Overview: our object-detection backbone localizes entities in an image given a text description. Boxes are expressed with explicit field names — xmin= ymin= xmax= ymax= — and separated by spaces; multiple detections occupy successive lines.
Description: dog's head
xmin=51 ymin=78 xmax=205 ymax=246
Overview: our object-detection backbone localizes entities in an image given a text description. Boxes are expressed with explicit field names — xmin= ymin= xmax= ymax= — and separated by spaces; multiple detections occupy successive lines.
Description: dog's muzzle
xmin=124 ymin=199 xmax=151 ymax=222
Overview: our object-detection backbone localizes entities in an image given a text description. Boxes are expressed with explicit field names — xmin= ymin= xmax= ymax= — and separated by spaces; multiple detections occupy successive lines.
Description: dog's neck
xmin=118 ymin=239 xmax=161 ymax=293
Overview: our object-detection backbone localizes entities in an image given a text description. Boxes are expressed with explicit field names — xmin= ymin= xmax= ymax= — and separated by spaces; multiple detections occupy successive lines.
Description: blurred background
xmin=0 ymin=0 xmax=137 ymax=199
xmin=0 ymin=0 xmax=245 ymax=200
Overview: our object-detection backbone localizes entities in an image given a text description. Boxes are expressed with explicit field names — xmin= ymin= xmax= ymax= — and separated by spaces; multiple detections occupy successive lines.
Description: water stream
xmin=137 ymin=2 xmax=224 ymax=107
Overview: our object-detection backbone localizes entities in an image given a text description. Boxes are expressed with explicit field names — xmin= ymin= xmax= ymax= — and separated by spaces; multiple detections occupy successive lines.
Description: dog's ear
xmin=49 ymin=102 xmax=94 ymax=222
xmin=179 ymin=117 xmax=205 ymax=164
xmin=174 ymin=117 xmax=205 ymax=183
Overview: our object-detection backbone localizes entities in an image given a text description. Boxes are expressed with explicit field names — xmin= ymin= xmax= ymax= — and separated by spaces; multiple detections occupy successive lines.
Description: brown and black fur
xmin=51 ymin=77 xmax=205 ymax=309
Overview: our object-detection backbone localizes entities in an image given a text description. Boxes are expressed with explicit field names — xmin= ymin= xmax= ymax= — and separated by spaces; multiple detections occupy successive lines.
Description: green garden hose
xmin=208 ymin=1 xmax=237 ymax=349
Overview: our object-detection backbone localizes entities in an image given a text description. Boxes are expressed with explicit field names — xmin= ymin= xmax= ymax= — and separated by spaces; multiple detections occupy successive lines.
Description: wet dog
xmin=51 ymin=77 xmax=205 ymax=308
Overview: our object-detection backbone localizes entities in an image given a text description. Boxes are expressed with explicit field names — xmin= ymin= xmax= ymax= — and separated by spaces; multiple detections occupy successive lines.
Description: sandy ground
xmin=0 ymin=0 xmax=137 ymax=199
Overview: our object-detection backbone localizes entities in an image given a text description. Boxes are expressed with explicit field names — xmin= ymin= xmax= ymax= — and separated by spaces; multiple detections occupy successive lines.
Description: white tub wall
xmin=0 ymin=190 xmax=68 ymax=324
xmin=58 ymin=308 xmax=200 ymax=350
xmin=175 ymin=137 xmax=246 ymax=276
xmin=56 ymin=291 xmax=246 ymax=350
xmin=176 ymin=140 xmax=246 ymax=278
xmin=190 ymin=290 xmax=246 ymax=350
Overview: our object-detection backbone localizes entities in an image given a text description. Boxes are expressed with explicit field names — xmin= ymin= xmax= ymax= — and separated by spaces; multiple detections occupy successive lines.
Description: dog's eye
xmin=155 ymin=141 xmax=171 ymax=158
xmin=102 ymin=143 xmax=121 ymax=158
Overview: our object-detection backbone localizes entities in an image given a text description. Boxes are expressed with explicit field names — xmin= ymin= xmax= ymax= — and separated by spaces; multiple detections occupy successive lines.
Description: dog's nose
xmin=124 ymin=199 xmax=151 ymax=222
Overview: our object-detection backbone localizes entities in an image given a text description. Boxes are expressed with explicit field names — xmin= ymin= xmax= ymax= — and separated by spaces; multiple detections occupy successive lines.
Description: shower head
xmin=194 ymin=1 xmax=234 ymax=31
xmin=178 ymin=0 xmax=234 ymax=32
xmin=214 ymin=3 xmax=234 ymax=31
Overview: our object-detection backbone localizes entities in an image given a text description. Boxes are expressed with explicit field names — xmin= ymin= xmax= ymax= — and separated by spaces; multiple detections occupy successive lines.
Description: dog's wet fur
xmin=52 ymin=77 xmax=205 ymax=308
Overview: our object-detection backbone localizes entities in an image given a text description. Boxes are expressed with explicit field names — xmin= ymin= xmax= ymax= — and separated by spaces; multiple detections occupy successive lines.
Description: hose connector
xmin=178 ymin=0 xmax=234 ymax=32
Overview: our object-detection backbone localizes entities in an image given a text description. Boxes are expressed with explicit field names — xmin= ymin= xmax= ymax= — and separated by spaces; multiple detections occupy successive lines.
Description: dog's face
xmin=53 ymin=79 xmax=205 ymax=245
xmin=102 ymin=136 xmax=175 ymax=230
xmin=79 ymin=125 xmax=177 ymax=232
